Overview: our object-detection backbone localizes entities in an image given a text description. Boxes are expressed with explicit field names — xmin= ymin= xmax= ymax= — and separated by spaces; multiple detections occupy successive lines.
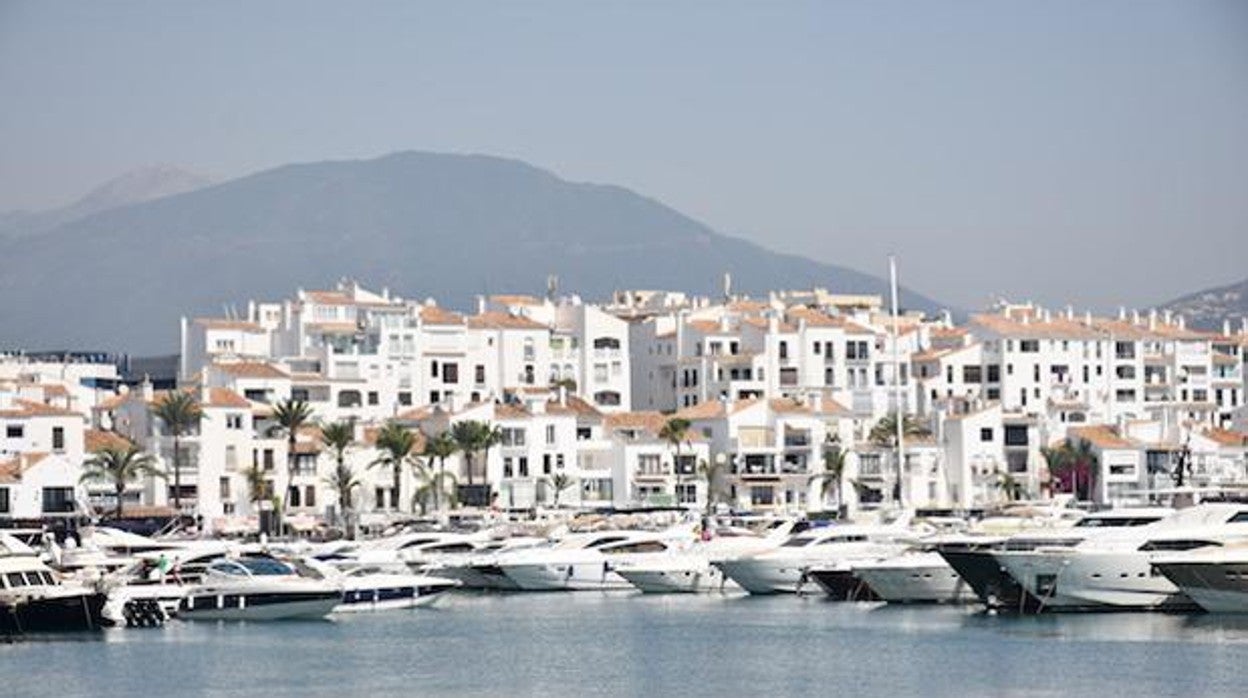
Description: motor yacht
xmin=851 ymin=546 xmax=975 ymax=604
xmin=101 ymin=544 xmax=236 ymax=624
xmin=614 ymin=523 xmax=797 ymax=594
xmin=423 ymin=536 xmax=548 ymax=590
xmin=298 ymin=557 xmax=460 ymax=612
xmin=178 ymin=554 xmax=341 ymax=621
xmin=1152 ymin=542 xmax=1248 ymax=613
xmin=992 ymin=504 xmax=1248 ymax=612
xmin=716 ymin=523 xmax=918 ymax=596
xmin=938 ymin=507 xmax=1167 ymax=611
xmin=0 ymin=532 xmax=109 ymax=635
xmin=498 ymin=530 xmax=691 ymax=591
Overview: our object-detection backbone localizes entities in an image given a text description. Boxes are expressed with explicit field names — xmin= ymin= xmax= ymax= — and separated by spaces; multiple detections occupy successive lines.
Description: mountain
xmin=1158 ymin=277 xmax=1248 ymax=333
xmin=0 ymin=164 xmax=214 ymax=240
xmin=0 ymin=151 xmax=948 ymax=353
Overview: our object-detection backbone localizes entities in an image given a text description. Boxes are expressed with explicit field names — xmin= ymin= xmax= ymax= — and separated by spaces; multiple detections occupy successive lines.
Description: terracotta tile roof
xmin=1070 ymin=425 xmax=1136 ymax=449
xmin=490 ymin=294 xmax=542 ymax=306
xmin=0 ymin=399 xmax=80 ymax=419
xmin=1212 ymin=353 xmax=1239 ymax=366
xmin=687 ymin=319 xmax=730 ymax=334
xmin=494 ymin=403 xmax=531 ymax=420
xmin=194 ymin=318 xmax=265 ymax=332
xmin=203 ymin=387 xmax=251 ymax=409
xmin=0 ymin=452 xmax=49 ymax=483
xmin=1203 ymin=428 xmax=1248 ymax=448
xmin=304 ymin=290 xmax=354 ymax=305
xmin=912 ymin=348 xmax=951 ymax=363
xmin=767 ymin=396 xmax=851 ymax=416
xmin=85 ymin=429 xmax=132 ymax=453
xmin=545 ymin=396 xmax=603 ymax=419
xmin=727 ymin=300 xmax=769 ymax=312
xmin=467 ymin=311 xmax=547 ymax=331
xmin=292 ymin=441 xmax=322 ymax=455
xmin=674 ymin=397 xmax=762 ymax=421
xmin=971 ymin=313 xmax=1103 ymax=340
xmin=740 ymin=317 xmax=798 ymax=333
xmin=931 ymin=326 xmax=968 ymax=337
xmin=603 ymin=411 xmax=668 ymax=435
xmin=420 ymin=305 xmax=465 ymax=326
xmin=215 ymin=362 xmax=289 ymax=379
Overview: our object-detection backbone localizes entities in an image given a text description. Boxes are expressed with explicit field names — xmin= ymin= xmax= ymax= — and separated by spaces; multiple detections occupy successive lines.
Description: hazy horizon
xmin=2 ymin=1 xmax=1245 ymax=312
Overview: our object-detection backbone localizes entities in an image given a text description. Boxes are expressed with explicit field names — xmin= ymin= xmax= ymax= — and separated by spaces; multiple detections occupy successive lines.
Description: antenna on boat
xmin=889 ymin=255 xmax=906 ymax=509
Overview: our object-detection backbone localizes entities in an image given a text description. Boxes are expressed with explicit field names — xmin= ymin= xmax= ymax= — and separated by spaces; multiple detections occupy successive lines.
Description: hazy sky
xmin=1 ymin=1 xmax=1245 ymax=311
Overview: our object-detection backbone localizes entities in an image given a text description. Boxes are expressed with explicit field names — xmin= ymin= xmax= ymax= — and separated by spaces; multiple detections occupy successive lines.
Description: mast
xmin=890 ymin=255 xmax=906 ymax=508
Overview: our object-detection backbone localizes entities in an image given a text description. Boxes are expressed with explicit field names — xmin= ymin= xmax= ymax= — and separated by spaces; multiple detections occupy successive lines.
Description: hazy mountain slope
xmin=1159 ymin=277 xmax=1248 ymax=332
xmin=0 ymin=151 xmax=946 ymax=353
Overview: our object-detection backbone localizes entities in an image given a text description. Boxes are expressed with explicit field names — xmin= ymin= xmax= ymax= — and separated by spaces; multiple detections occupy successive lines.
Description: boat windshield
xmin=212 ymin=558 xmax=295 ymax=577
xmin=781 ymin=537 xmax=815 ymax=548
xmin=1074 ymin=516 xmax=1163 ymax=528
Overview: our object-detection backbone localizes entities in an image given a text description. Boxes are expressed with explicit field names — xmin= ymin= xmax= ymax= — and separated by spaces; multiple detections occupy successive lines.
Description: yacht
xmin=498 ymin=530 xmax=691 ymax=591
xmin=1152 ymin=543 xmax=1248 ymax=613
xmin=614 ymin=524 xmax=796 ymax=594
xmin=298 ymin=557 xmax=460 ymax=612
xmin=178 ymin=554 xmax=342 ymax=621
xmin=101 ymin=544 xmax=235 ymax=624
xmin=0 ymin=533 xmax=109 ymax=634
xmin=313 ymin=531 xmax=467 ymax=573
xmin=938 ymin=507 xmax=1167 ymax=611
xmin=716 ymin=524 xmax=918 ymax=596
xmin=423 ymin=537 xmax=548 ymax=590
xmin=992 ymin=504 xmax=1246 ymax=612
xmin=851 ymin=546 xmax=975 ymax=604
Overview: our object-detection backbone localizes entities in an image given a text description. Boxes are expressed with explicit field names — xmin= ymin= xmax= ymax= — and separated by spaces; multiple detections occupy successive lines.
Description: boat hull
xmin=0 ymin=591 xmax=108 ymax=634
xmin=179 ymin=591 xmax=341 ymax=621
xmin=853 ymin=561 xmax=973 ymax=604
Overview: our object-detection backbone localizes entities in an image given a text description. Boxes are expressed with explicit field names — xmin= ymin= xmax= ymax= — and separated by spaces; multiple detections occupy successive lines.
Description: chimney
xmin=719 ymin=315 xmax=731 ymax=333
xmin=1118 ymin=307 xmax=1127 ymax=320
xmin=1132 ymin=309 xmax=1140 ymax=326
xmin=768 ymin=313 xmax=779 ymax=334
xmin=476 ymin=295 xmax=486 ymax=315
xmin=558 ymin=384 xmax=567 ymax=407
xmin=1065 ymin=305 xmax=1074 ymax=320
xmin=1084 ymin=311 xmax=1092 ymax=326
xmin=722 ymin=272 xmax=732 ymax=301
xmin=942 ymin=309 xmax=953 ymax=326
xmin=1223 ymin=319 xmax=1231 ymax=337
xmin=1044 ymin=309 xmax=1052 ymax=323
xmin=1163 ymin=309 xmax=1173 ymax=325
xmin=1177 ymin=315 xmax=1186 ymax=330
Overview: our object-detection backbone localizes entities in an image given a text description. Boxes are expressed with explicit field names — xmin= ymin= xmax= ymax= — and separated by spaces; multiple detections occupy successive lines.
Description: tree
xmin=451 ymin=420 xmax=503 ymax=488
xmin=270 ymin=398 xmax=315 ymax=530
xmin=320 ymin=421 xmax=357 ymax=536
xmin=371 ymin=421 xmax=417 ymax=512
xmin=1043 ymin=438 xmax=1099 ymax=501
xmin=150 ymin=390 xmax=201 ymax=513
xmin=411 ymin=459 xmax=457 ymax=516
xmin=549 ymin=472 xmax=574 ymax=507
xmin=659 ymin=417 xmax=693 ymax=502
xmin=867 ymin=412 xmax=930 ymax=504
xmin=245 ymin=463 xmax=271 ymax=505
xmin=697 ymin=456 xmax=730 ymax=516
xmin=81 ymin=443 xmax=163 ymax=520
xmin=993 ymin=471 xmax=1026 ymax=503
xmin=421 ymin=430 xmax=459 ymax=515
xmin=809 ymin=443 xmax=848 ymax=514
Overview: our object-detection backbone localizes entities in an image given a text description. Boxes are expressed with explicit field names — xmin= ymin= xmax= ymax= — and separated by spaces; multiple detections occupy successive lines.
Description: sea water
xmin=4 ymin=593 xmax=1248 ymax=697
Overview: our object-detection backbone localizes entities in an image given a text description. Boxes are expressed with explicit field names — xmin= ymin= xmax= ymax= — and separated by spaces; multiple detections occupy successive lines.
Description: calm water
xmin=5 ymin=593 xmax=1248 ymax=697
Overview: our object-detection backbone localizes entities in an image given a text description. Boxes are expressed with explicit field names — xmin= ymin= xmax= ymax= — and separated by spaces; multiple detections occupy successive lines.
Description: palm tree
xmin=80 ymin=444 xmax=163 ymax=520
xmin=993 ymin=471 xmax=1026 ymax=502
xmin=1043 ymin=438 xmax=1099 ymax=501
xmin=150 ymin=390 xmax=201 ymax=513
xmin=371 ymin=421 xmax=417 ymax=512
xmin=270 ymin=398 xmax=315 ymax=529
xmin=421 ymin=430 xmax=459 ymax=515
xmin=1040 ymin=444 xmax=1069 ymax=497
xmin=549 ymin=472 xmax=574 ymax=507
xmin=659 ymin=417 xmax=692 ymax=501
xmin=319 ymin=421 xmax=357 ymax=536
xmin=411 ymin=460 xmax=457 ymax=516
xmin=809 ymin=443 xmax=848 ymax=514
xmin=697 ymin=456 xmax=730 ymax=516
xmin=245 ymin=463 xmax=271 ymax=505
xmin=452 ymin=420 xmax=503 ymax=489
xmin=868 ymin=412 xmax=930 ymax=504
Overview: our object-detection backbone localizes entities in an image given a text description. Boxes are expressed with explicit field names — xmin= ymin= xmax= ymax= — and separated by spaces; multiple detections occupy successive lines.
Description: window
xmin=1116 ymin=365 xmax=1136 ymax=380
xmin=542 ymin=454 xmax=552 ymax=475
xmin=501 ymin=428 xmax=526 ymax=447
xmin=963 ymin=366 xmax=982 ymax=384
xmin=219 ymin=477 xmax=231 ymax=500
xmin=5 ymin=425 xmax=23 ymax=439
xmin=980 ymin=428 xmax=993 ymax=442
xmin=289 ymin=486 xmax=301 ymax=508
xmin=226 ymin=414 xmax=243 ymax=429
xmin=338 ymin=390 xmax=362 ymax=408
xmin=0 ymin=488 xmax=9 ymax=514
xmin=398 ymin=392 xmax=412 ymax=406
xmin=594 ymin=391 xmax=621 ymax=406
xmin=52 ymin=427 xmax=65 ymax=451
xmin=442 ymin=363 xmax=459 ymax=384
xmin=518 ymin=457 xmax=529 ymax=477
xmin=545 ymin=425 xmax=556 ymax=444
xmin=305 ymin=485 xmax=316 ymax=508
xmin=1033 ymin=365 xmax=1040 ymax=382
xmin=42 ymin=487 xmax=76 ymax=514
xmin=593 ymin=337 xmax=621 ymax=350
xmin=846 ymin=341 xmax=868 ymax=360
xmin=1004 ymin=425 xmax=1029 ymax=446
xmin=987 ymin=365 xmax=1001 ymax=383
xmin=779 ymin=341 xmax=788 ymax=360
xmin=375 ymin=487 xmax=387 ymax=509
xmin=1020 ymin=340 xmax=1040 ymax=353
xmin=475 ymin=364 xmax=486 ymax=384
xmin=813 ymin=342 xmax=821 ymax=355
xmin=367 ymin=391 xmax=379 ymax=405
xmin=430 ymin=361 xmax=439 ymax=378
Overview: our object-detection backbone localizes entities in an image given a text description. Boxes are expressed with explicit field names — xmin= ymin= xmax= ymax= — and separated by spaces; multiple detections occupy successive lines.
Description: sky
xmin=1 ymin=1 xmax=1245 ymax=312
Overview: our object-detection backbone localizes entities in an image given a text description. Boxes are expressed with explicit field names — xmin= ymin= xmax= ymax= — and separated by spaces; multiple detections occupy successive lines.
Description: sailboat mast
xmin=890 ymin=255 xmax=906 ymax=508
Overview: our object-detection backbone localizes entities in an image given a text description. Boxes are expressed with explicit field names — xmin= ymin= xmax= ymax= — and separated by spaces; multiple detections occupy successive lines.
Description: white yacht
xmin=101 ymin=544 xmax=236 ymax=624
xmin=614 ymin=523 xmax=797 ymax=594
xmin=1152 ymin=542 xmax=1248 ymax=613
xmin=716 ymin=524 xmax=918 ymax=596
xmin=423 ymin=536 xmax=548 ymax=590
xmin=940 ymin=507 xmax=1167 ymax=611
xmin=313 ymin=531 xmax=467 ymax=573
xmin=851 ymin=546 xmax=975 ymax=604
xmin=499 ymin=530 xmax=690 ymax=591
xmin=298 ymin=557 xmax=460 ymax=612
xmin=1 ymin=533 xmax=109 ymax=634
xmin=178 ymin=555 xmax=342 ymax=621
xmin=992 ymin=504 xmax=1248 ymax=612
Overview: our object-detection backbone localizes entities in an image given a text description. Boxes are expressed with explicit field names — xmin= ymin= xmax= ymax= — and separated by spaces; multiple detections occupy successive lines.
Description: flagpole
xmin=890 ymin=255 xmax=906 ymax=509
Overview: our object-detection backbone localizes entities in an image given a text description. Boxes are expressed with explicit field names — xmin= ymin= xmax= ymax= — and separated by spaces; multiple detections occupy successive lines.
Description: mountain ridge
xmin=0 ymin=151 xmax=949 ymax=354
